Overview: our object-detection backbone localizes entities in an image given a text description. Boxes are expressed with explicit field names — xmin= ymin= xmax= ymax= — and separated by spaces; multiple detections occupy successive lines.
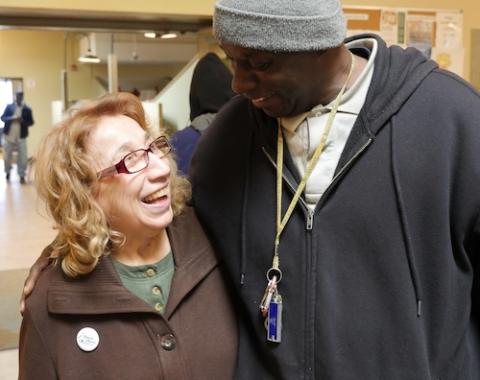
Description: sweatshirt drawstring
xmin=240 ymin=132 xmax=254 ymax=286
xmin=390 ymin=116 xmax=423 ymax=317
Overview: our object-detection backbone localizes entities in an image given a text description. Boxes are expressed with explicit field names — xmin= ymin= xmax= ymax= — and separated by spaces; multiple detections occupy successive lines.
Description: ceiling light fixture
xmin=144 ymin=32 xmax=157 ymax=39
xmin=78 ymin=33 xmax=101 ymax=64
xmin=161 ymin=32 xmax=177 ymax=39
xmin=78 ymin=49 xmax=101 ymax=63
xmin=144 ymin=31 xmax=178 ymax=39
xmin=131 ymin=34 xmax=139 ymax=61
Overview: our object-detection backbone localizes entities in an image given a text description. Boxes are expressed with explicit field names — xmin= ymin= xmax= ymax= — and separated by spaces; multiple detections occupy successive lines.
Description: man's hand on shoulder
xmin=20 ymin=246 xmax=53 ymax=315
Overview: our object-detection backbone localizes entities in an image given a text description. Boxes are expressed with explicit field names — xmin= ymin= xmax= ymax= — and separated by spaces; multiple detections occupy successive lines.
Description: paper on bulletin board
xmin=406 ymin=11 xmax=436 ymax=58
xmin=433 ymin=11 xmax=463 ymax=76
xmin=343 ymin=6 xmax=464 ymax=77
xmin=379 ymin=9 xmax=401 ymax=46
xmin=432 ymin=47 xmax=464 ymax=75
xmin=436 ymin=12 xmax=463 ymax=49
xmin=344 ymin=8 xmax=380 ymax=37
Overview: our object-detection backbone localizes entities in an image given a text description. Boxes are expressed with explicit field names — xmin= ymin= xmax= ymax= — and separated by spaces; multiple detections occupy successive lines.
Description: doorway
xmin=0 ymin=78 xmax=23 ymax=147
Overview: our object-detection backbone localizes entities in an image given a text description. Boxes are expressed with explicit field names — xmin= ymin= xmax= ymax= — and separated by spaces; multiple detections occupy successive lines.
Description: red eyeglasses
xmin=97 ymin=136 xmax=172 ymax=179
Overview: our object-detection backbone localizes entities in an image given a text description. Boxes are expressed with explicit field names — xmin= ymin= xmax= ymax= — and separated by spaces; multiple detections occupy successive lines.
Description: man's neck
xmin=319 ymin=47 xmax=367 ymax=106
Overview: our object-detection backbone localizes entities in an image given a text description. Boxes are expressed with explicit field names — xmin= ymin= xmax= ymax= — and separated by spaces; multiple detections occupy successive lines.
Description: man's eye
xmin=251 ymin=62 xmax=270 ymax=71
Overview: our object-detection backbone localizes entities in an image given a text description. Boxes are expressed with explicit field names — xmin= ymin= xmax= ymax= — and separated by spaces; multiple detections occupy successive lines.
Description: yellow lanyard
xmin=271 ymin=53 xmax=355 ymax=276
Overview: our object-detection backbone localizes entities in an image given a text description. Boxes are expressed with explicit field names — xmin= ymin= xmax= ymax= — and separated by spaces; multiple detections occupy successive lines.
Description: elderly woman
xmin=19 ymin=93 xmax=237 ymax=380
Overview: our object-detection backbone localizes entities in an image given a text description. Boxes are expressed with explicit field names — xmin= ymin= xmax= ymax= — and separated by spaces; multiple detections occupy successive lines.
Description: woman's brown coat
xmin=19 ymin=207 xmax=237 ymax=379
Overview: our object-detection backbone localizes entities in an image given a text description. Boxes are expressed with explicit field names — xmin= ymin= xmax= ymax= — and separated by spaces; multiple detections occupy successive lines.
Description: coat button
xmin=154 ymin=303 xmax=164 ymax=313
xmin=160 ymin=334 xmax=176 ymax=351
xmin=146 ymin=268 xmax=156 ymax=277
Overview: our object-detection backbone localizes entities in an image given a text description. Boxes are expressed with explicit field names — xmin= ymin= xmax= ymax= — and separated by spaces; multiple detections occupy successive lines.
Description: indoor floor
xmin=0 ymin=157 xmax=56 ymax=379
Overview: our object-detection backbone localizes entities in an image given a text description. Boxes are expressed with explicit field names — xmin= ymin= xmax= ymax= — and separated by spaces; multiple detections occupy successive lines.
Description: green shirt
xmin=111 ymin=252 xmax=174 ymax=314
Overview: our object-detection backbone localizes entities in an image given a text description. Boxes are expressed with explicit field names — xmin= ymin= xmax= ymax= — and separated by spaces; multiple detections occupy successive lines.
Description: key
xmin=260 ymin=275 xmax=278 ymax=317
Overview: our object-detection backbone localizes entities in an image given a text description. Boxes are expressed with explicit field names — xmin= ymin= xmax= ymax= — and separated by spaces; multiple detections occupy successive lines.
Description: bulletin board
xmin=343 ymin=6 xmax=464 ymax=76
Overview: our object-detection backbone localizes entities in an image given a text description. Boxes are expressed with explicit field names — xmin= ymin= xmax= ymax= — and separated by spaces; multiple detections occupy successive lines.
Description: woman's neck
xmin=113 ymin=229 xmax=171 ymax=266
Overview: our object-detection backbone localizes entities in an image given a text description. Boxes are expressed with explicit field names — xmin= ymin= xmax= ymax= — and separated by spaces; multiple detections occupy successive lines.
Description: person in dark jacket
xmin=170 ymin=52 xmax=234 ymax=175
xmin=19 ymin=93 xmax=237 ymax=380
xmin=1 ymin=91 xmax=34 ymax=183
xmin=188 ymin=0 xmax=480 ymax=379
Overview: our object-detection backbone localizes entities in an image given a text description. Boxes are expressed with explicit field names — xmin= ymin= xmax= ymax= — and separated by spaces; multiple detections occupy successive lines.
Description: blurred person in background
xmin=1 ymin=91 xmax=34 ymax=184
xmin=170 ymin=52 xmax=235 ymax=176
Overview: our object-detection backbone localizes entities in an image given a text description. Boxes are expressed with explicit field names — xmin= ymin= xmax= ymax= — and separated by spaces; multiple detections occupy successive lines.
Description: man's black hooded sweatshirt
xmin=191 ymin=34 xmax=480 ymax=380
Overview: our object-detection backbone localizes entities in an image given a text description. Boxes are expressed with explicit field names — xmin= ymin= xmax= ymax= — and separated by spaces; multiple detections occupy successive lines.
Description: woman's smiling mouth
xmin=142 ymin=187 xmax=169 ymax=204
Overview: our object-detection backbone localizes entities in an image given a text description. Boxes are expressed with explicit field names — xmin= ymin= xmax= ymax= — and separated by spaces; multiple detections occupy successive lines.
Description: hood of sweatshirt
xmin=337 ymin=34 xmax=438 ymax=169
xmin=189 ymin=52 xmax=235 ymax=121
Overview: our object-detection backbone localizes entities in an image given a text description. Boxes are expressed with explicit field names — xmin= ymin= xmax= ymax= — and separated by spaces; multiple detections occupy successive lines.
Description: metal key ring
xmin=266 ymin=268 xmax=282 ymax=283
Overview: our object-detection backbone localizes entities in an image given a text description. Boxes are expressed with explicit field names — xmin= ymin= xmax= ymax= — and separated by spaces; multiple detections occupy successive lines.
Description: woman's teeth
xmin=142 ymin=188 xmax=167 ymax=203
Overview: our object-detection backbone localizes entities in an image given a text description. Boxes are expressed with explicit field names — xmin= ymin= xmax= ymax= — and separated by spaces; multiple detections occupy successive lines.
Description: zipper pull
xmin=306 ymin=209 xmax=314 ymax=230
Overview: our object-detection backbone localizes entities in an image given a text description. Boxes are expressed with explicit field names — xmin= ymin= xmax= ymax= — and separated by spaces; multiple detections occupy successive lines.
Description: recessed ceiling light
xmin=144 ymin=32 xmax=157 ymax=39
xmin=161 ymin=32 xmax=177 ymax=39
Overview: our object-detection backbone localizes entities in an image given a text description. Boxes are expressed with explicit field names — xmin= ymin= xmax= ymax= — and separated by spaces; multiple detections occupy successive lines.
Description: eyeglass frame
xmin=96 ymin=136 xmax=172 ymax=179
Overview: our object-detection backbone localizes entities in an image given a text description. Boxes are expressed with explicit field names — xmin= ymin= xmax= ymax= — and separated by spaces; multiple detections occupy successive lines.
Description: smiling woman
xmin=18 ymin=92 xmax=237 ymax=380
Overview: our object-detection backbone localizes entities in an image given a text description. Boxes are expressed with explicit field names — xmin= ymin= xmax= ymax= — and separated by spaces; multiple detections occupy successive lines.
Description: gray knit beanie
xmin=213 ymin=0 xmax=347 ymax=52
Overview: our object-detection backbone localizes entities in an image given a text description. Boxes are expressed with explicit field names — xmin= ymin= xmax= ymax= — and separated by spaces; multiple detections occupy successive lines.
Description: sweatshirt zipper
xmin=306 ymin=209 xmax=314 ymax=230
xmin=316 ymin=138 xmax=373 ymax=209
xmin=261 ymin=147 xmax=310 ymax=213
xmin=263 ymin=138 xmax=372 ymax=379
xmin=262 ymin=137 xmax=373 ymax=230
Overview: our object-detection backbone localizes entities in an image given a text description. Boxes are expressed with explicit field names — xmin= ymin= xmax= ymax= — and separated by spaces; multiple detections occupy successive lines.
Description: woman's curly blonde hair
xmin=35 ymin=92 xmax=191 ymax=278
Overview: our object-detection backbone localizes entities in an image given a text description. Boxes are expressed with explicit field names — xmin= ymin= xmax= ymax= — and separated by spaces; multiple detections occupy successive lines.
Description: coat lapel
xmin=164 ymin=208 xmax=219 ymax=319
xmin=47 ymin=257 xmax=154 ymax=315
xmin=47 ymin=208 xmax=218 ymax=318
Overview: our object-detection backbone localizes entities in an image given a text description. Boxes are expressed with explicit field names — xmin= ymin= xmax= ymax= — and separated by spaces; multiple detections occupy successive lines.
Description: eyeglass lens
xmin=123 ymin=138 xmax=170 ymax=173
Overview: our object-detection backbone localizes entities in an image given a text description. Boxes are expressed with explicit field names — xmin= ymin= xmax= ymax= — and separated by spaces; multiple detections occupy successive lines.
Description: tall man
xmin=1 ymin=91 xmax=34 ymax=184
xmin=191 ymin=0 xmax=480 ymax=378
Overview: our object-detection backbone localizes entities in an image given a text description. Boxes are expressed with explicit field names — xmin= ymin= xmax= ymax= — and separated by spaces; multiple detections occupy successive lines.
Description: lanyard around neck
xmin=271 ymin=52 xmax=355 ymax=274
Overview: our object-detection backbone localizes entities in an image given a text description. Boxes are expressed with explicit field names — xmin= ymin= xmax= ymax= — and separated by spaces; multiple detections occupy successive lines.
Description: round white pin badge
xmin=76 ymin=327 xmax=100 ymax=352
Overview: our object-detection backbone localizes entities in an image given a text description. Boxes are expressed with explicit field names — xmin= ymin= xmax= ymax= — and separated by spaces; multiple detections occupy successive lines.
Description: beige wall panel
xmin=471 ymin=29 xmax=480 ymax=89
xmin=1 ymin=1 xmax=478 ymax=79
xmin=0 ymin=0 xmax=216 ymax=16
xmin=0 ymin=30 xmax=64 ymax=157
xmin=0 ymin=28 xmax=188 ymax=156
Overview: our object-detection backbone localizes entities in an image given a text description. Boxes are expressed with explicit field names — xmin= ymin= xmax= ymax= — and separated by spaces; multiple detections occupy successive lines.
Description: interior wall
xmin=90 ymin=63 xmax=185 ymax=95
xmin=0 ymin=30 xmax=65 ymax=156
xmin=0 ymin=30 xmax=108 ymax=155
xmin=0 ymin=0 xmax=217 ymax=16
xmin=1 ymin=0 xmax=479 ymax=155
xmin=154 ymin=54 xmax=200 ymax=134
xmin=471 ymin=29 xmax=480 ymax=88
xmin=2 ymin=0 xmax=477 ymax=80
xmin=0 ymin=29 xmax=189 ymax=156
xmin=54 ymin=1 xmax=480 ymax=79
